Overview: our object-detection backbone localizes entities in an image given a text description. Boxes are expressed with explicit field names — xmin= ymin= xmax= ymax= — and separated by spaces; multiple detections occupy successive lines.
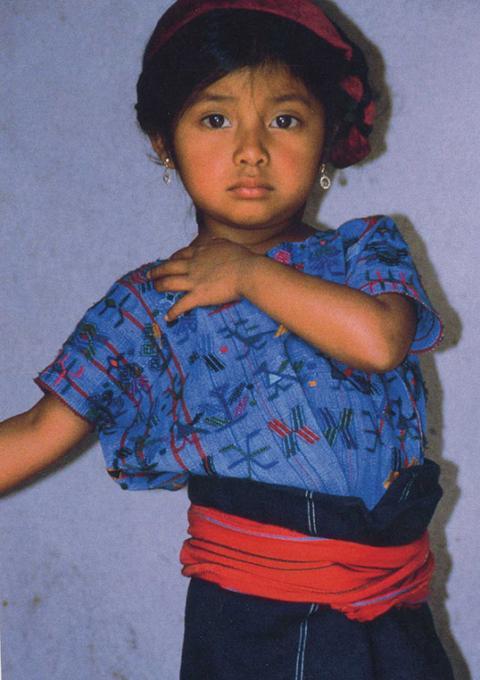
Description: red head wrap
xmin=145 ymin=0 xmax=375 ymax=168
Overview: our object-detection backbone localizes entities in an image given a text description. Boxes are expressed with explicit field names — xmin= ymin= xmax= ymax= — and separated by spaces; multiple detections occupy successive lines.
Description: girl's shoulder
xmin=71 ymin=257 xmax=174 ymax=340
xmin=331 ymin=214 xmax=410 ymax=263
xmin=116 ymin=257 xmax=164 ymax=288
xmin=300 ymin=215 xmax=406 ymax=265
xmin=104 ymin=255 xmax=171 ymax=302
xmin=335 ymin=214 xmax=399 ymax=243
xmin=305 ymin=215 xmax=403 ymax=252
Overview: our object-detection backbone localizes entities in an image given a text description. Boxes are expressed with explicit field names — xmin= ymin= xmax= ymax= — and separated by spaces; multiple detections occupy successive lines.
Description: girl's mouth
xmin=228 ymin=180 xmax=274 ymax=199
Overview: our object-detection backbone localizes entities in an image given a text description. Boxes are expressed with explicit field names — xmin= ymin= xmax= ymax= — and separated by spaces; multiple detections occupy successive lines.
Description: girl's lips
xmin=228 ymin=180 xmax=273 ymax=198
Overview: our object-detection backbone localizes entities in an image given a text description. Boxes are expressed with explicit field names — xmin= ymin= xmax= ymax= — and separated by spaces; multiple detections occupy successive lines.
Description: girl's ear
xmin=148 ymin=135 xmax=176 ymax=167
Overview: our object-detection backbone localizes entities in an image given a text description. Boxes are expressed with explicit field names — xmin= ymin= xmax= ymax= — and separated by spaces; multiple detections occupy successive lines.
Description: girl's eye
xmin=202 ymin=114 xmax=231 ymax=129
xmin=271 ymin=115 xmax=300 ymax=129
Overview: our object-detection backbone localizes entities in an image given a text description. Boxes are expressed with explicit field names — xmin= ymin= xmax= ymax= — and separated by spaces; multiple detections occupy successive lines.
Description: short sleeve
xmin=340 ymin=215 xmax=443 ymax=353
xmin=35 ymin=266 xmax=189 ymax=491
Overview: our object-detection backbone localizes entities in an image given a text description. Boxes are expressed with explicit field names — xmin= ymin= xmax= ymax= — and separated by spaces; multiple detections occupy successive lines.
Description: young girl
xmin=1 ymin=1 xmax=455 ymax=678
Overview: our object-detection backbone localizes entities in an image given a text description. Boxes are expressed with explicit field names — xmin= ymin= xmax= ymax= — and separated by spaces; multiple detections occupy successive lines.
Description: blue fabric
xmin=36 ymin=216 xmax=442 ymax=509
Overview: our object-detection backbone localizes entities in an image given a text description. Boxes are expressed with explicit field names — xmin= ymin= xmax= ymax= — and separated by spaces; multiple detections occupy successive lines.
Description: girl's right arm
xmin=0 ymin=394 xmax=92 ymax=495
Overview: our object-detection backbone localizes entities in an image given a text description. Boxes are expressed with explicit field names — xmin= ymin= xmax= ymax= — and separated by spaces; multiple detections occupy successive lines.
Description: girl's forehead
xmin=193 ymin=64 xmax=314 ymax=103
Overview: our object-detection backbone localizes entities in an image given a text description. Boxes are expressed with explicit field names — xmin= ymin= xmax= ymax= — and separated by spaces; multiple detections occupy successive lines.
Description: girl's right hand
xmin=149 ymin=238 xmax=260 ymax=321
xmin=0 ymin=394 xmax=92 ymax=495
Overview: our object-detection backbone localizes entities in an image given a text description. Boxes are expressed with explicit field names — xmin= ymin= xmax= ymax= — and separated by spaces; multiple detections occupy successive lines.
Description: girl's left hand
xmin=148 ymin=238 xmax=259 ymax=321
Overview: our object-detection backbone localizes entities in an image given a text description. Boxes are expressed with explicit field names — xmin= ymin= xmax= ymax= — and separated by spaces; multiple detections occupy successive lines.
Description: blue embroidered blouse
xmin=36 ymin=216 xmax=442 ymax=509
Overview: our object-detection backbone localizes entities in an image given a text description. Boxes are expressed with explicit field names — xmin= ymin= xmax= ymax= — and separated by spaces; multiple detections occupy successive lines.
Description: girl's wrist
xmin=236 ymin=252 xmax=266 ymax=299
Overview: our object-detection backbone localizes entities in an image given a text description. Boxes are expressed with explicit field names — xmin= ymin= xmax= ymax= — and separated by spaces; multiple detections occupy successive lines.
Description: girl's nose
xmin=233 ymin=127 xmax=269 ymax=167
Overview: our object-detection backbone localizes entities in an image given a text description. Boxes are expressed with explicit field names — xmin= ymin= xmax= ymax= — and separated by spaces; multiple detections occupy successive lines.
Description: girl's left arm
xmin=237 ymin=255 xmax=416 ymax=372
xmin=150 ymin=240 xmax=416 ymax=373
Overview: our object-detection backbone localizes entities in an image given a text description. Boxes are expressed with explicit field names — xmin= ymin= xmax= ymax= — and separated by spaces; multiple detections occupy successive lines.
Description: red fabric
xmin=330 ymin=125 xmax=371 ymax=168
xmin=180 ymin=504 xmax=435 ymax=622
xmin=364 ymin=100 xmax=376 ymax=126
xmin=340 ymin=75 xmax=364 ymax=102
xmin=146 ymin=0 xmax=353 ymax=61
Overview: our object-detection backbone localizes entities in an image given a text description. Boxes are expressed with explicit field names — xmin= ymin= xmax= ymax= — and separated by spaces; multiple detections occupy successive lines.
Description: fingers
xmin=165 ymin=293 xmax=197 ymax=322
xmin=150 ymin=260 xmax=191 ymax=293
xmin=154 ymin=275 xmax=191 ymax=293
xmin=149 ymin=259 xmax=189 ymax=282
xmin=170 ymin=246 xmax=195 ymax=260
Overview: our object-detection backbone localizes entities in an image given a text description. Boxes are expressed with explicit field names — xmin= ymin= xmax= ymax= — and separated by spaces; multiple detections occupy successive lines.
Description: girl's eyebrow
xmin=193 ymin=93 xmax=312 ymax=106
xmin=193 ymin=93 xmax=236 ymax=104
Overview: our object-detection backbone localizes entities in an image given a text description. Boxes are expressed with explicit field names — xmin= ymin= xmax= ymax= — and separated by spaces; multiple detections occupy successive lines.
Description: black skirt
xmin=180 ymin=460 xmax=454 ymax=680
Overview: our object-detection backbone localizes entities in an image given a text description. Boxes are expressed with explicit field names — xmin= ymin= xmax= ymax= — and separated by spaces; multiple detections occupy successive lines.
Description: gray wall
xmin=1 ymin=2 xmax=478 ymax=678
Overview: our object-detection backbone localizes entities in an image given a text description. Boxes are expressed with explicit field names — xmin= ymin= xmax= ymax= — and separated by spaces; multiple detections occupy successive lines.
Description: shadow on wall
xmin=392 ymin=214 xmax=469 ymax=679
xmin=309 ymin=1 xmax=470 ymax=676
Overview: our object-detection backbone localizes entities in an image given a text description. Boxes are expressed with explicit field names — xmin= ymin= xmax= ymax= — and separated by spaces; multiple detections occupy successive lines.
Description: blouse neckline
xmin=264 ymin=228 xmax=329 ymax=257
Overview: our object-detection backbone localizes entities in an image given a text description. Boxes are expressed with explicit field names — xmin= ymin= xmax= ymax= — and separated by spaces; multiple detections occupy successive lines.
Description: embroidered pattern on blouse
xmin=36 ymin=216 xmax=443 ymax=509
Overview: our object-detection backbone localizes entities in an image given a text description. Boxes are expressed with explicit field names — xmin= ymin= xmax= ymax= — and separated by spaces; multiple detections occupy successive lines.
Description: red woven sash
xmin=180 ymin=504 xmax=434 ymax=622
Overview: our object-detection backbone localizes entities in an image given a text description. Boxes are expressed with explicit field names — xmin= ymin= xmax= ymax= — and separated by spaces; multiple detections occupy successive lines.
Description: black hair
xmin=136 ymin=9 xmax=351 ymax=160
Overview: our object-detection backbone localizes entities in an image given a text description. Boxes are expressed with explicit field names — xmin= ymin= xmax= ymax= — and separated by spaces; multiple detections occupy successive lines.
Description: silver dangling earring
xmin=319 ymin=163 xmax=331 ymax=191
xmin=163 ymin=157 xmax=173 ymax=185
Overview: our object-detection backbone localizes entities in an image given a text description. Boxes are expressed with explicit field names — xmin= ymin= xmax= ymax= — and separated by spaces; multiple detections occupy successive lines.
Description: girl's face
xmin=166 ymin=64 xmax=326 ymax=243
